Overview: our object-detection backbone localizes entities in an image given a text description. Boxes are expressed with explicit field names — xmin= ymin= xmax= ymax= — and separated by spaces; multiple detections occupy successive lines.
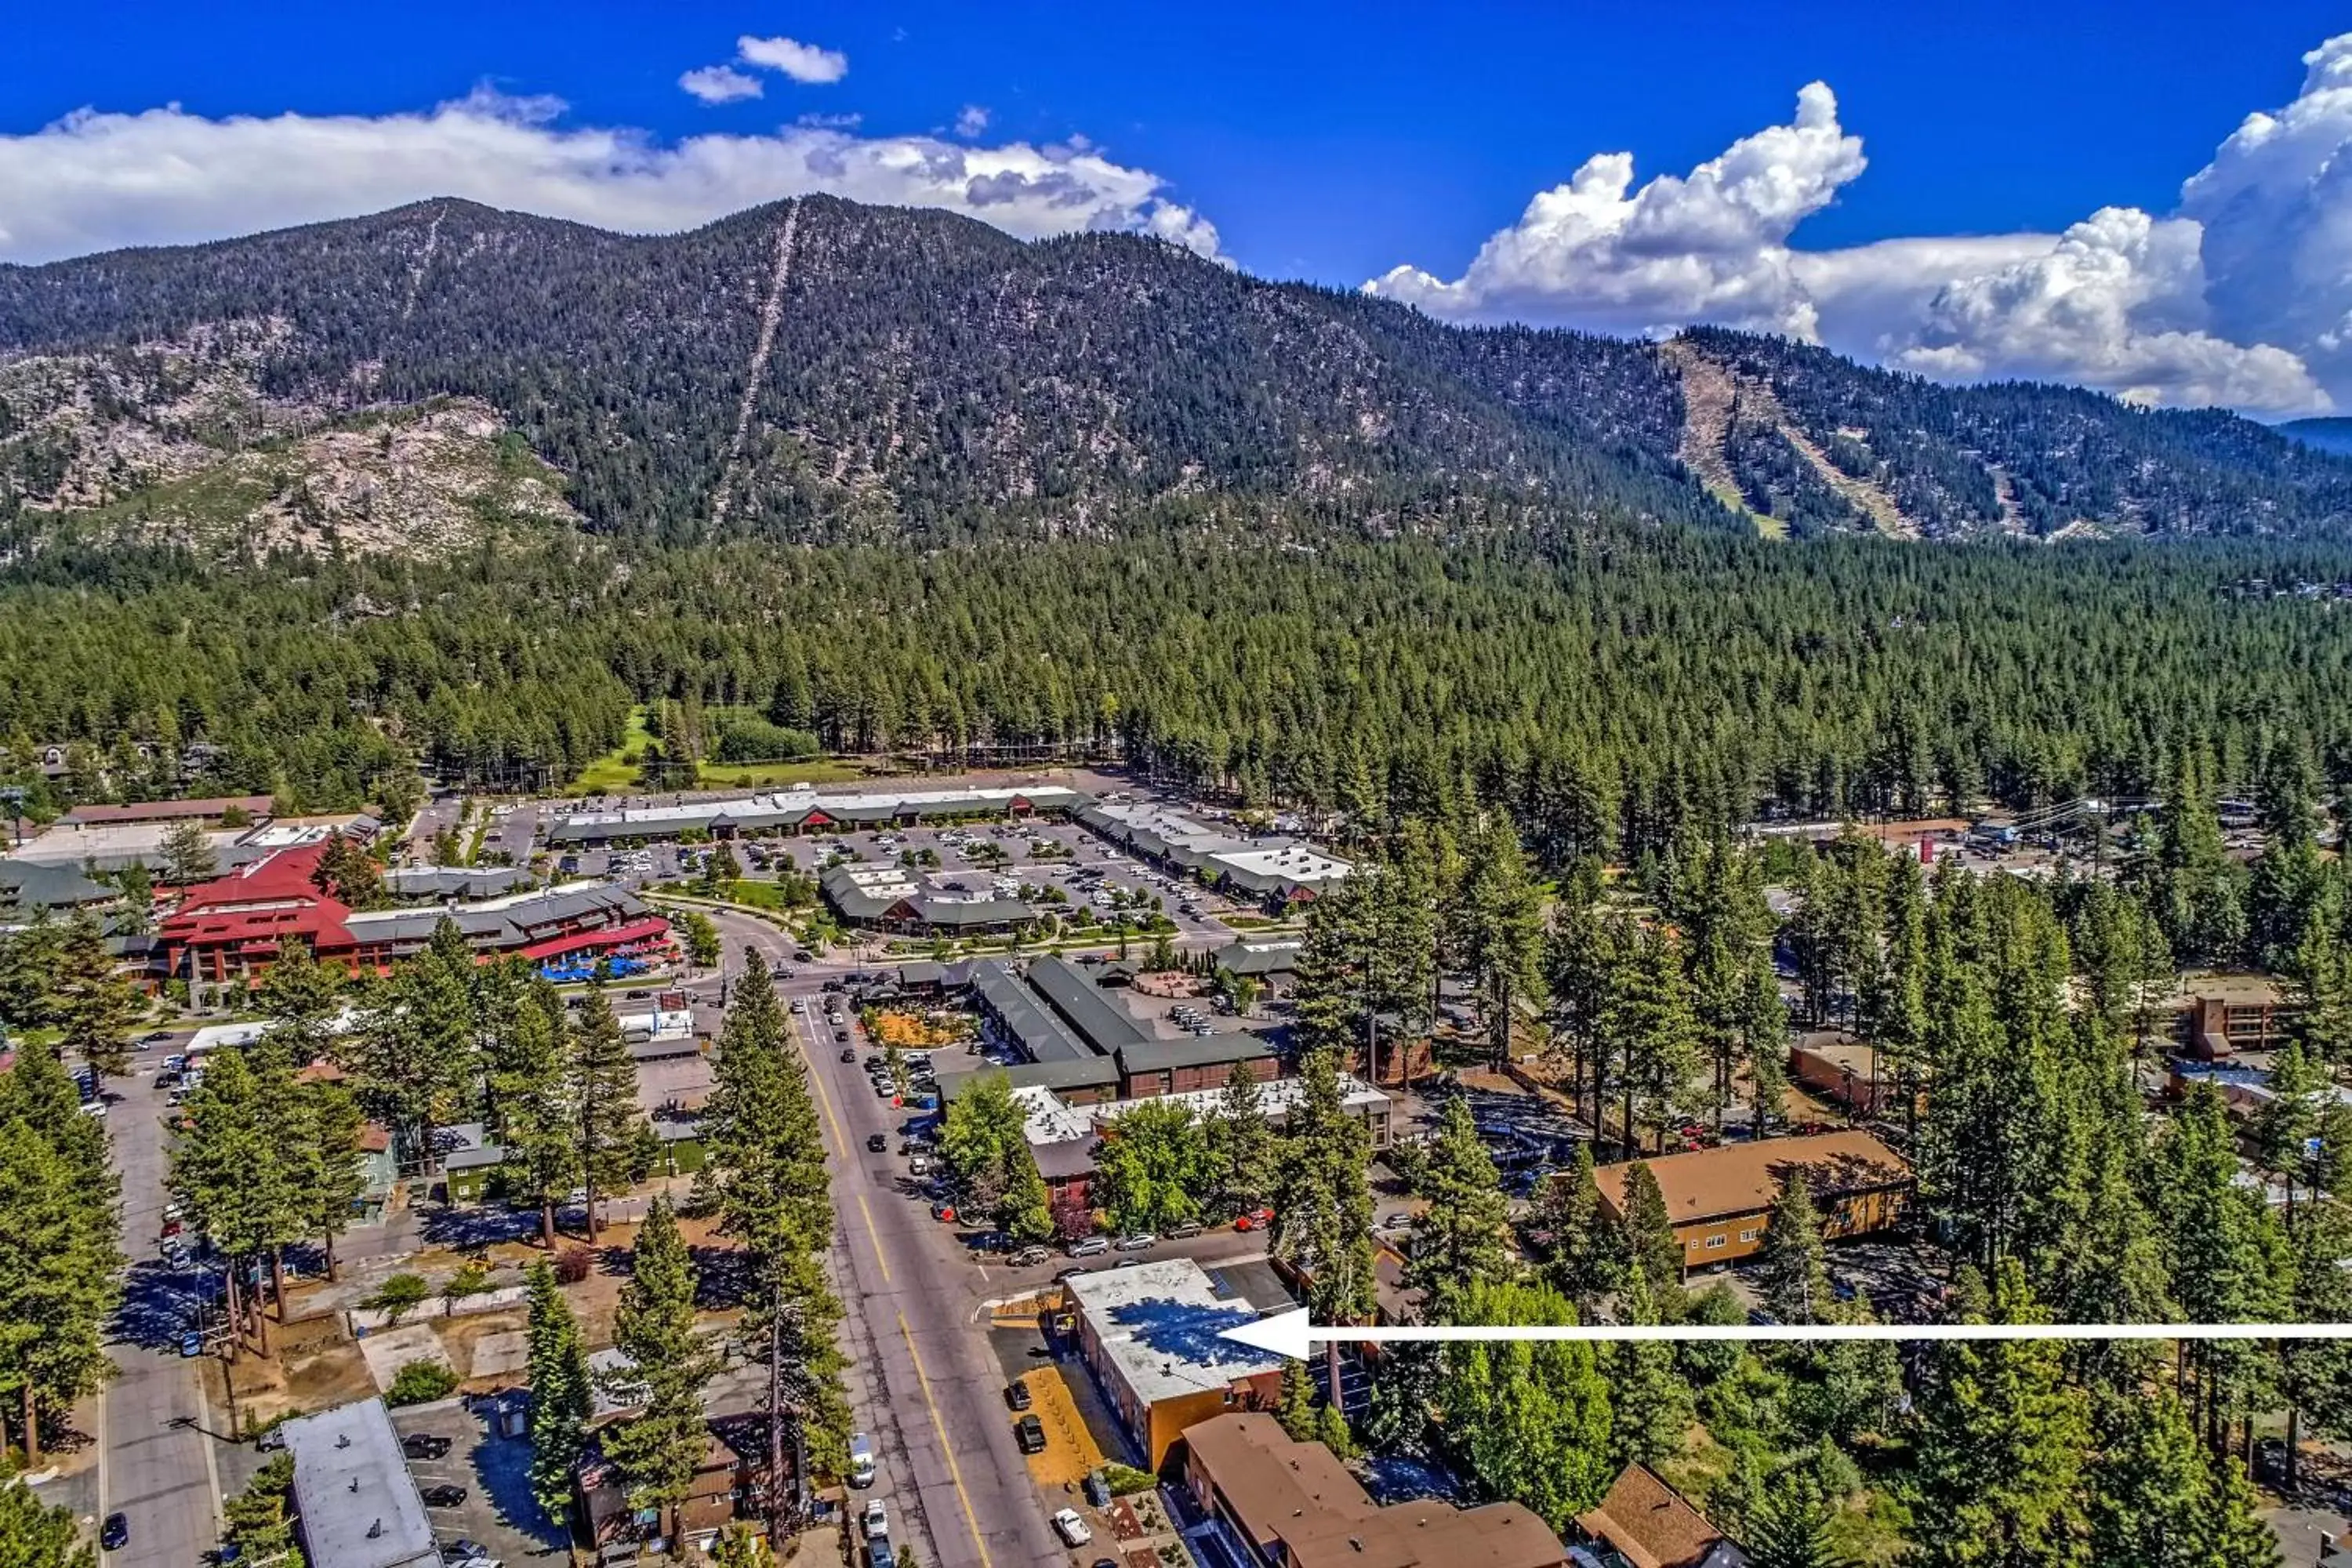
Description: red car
xmin=931 ymin=1203 xmax=957 ymax=1224
xmin=1234 ymin=1207 xmax=1273 ymax=1232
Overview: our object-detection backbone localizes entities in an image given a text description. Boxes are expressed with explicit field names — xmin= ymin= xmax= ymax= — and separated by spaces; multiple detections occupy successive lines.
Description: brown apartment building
xmin=1591 ymin=1131 xmax=1911 ymax=1274
xmin=1181 ymin=1412 xmax=1567 ymax=1568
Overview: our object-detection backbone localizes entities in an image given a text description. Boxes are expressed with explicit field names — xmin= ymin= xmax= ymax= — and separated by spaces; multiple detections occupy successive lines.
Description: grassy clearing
xmin=567 ymin=706 xmax=865 ymax=795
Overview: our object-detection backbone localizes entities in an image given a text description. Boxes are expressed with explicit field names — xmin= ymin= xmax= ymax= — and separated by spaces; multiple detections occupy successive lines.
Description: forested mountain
xmin=3 ymin=195 xmax=2349 ymax=546
xmin=2283 ymin=417 xmax=2352 ymax=459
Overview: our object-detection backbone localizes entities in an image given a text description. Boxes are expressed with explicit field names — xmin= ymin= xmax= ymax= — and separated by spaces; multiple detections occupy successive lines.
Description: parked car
xmin=868 ymin=1541 xmax=897 ymax=1568
xmin=1235 ymin=1207 xmax=1274 ymax=1232
xmin=862 ymin=1499 xmax=889 ymax=1541
xmin=1007 ymin=1378 xmax=1033 ymax=1411
xmin=1051 ymin=1508 xmax=1094 ymax=1547
xmin=866 ymin=1132 xmax=888 ymax=1153
xmin=1007 ymin=1244 xmax=1051 ymax=1267
xmin=840 ymin=1048 xmax=857 ymax=1063
xmin=422 ymin=1484 xmax=469 ymax=1508
xmin=99 ymin=1513 xmax=127 ymax=1551
xmin=1167 ymin=1220 xmax=1203 ymax=1240
xmin=1014 ymin=1414 xmax=1047 ymax=1454
xmin=1053 ymin=1265 xmax=1093 ymax=1283
xmin=1114 ymin=1232 xmax=1156 ymax=1251
xmin=402 ymin=1432 xmax=453 ymax=1460
xmin=931 ymin=1203 xmax=958 ymax=1223
xmin=1067 ymin=1236 xmax=1110 ymax=1258
xmin=179 ymin=1330 xmax=202 ymax=1357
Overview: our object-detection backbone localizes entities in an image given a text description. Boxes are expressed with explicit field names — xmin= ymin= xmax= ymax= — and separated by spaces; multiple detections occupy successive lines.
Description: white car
xmin=862 ymin=1499 xmax=888 ymax=1541
xmin=78 ymin=1100 xmax=107 ymax=1120
xmin=1051 ymin=1508 xmax=1092 ymax=1547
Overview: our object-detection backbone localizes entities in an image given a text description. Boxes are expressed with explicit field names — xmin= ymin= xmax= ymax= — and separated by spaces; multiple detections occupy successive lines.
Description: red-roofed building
xmin=158 ymin=842 xmax=355 ymax=984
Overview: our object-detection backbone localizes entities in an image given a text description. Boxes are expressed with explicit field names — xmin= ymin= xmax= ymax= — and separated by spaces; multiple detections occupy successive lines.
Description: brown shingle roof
xmin=1591 ymin=1131 xmax=1909 ymax=1227
xmin=1184 ymin=1414 xmax=1563 ymax=1568
xmin=1577 ymin=1465 xmax=1730 ymax=1568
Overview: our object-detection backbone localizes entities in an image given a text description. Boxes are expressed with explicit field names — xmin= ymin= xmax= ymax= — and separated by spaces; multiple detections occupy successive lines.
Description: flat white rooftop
xmin=1065 ymin=1258 xmax=1286 ymax=1408
xmin=1015 ymin=1073 xmax=1388 ymax=1147
xmin=280 ymin=1397 xmax=440 ymax=1568
xmin=552 ymin=782 xmax=1083 ymax=833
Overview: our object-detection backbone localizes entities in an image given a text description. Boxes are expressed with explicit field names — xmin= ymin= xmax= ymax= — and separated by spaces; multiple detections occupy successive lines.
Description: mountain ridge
xmin=4 ymin=194 xmax=2350 ymax=550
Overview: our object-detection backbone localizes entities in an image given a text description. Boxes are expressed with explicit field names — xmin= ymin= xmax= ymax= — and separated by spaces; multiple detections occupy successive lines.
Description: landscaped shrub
xmin=386 ymin=1359 xmax=459 ymax=1406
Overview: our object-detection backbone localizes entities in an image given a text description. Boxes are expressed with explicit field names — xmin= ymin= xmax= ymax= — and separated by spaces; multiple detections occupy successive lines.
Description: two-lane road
xmin=98 ymin=1054 xmax=228 ymax=1566
xmin=712 ymin=911 xmax=1069 ymax=1568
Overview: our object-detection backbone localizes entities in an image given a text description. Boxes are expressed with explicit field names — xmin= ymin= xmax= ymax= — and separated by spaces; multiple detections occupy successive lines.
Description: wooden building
xmin=1591 ymin=1131 xmax=1911 ymax=1274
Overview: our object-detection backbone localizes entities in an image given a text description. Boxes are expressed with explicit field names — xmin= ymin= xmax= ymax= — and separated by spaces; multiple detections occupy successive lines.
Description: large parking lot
xmin=558 ymin=812 xmax=1258 ymax=945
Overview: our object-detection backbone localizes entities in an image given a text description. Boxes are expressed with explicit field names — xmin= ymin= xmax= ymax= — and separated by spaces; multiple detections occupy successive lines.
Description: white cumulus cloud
xmin=955 ymin=104 xmax=991 ymax=138
xmin=0 ymin=88 xmax=1224 ymax=265
xmin=735 ymin=35 xmax=848 ymax=85
xmin=678 ymin=65 xmax=762 ymax=105
xmin=1367 ymin=82 xmax=1866 ymax=339
xmin=1371 ymin=39 xmax=2352 ymax=413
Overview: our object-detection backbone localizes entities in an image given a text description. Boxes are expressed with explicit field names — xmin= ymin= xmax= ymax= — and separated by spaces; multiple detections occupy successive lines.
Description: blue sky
xmin=5 ymin=3 xmax=2352 ymax=413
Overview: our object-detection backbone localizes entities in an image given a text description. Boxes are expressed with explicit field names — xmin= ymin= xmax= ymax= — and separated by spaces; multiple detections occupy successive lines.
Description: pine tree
xmin=1746 ymin=1482 xmax=1853 ymax=1568
xmin=1907 ymin=1261 xmax=2089 ymax=1568
xmin=0 ymin=1470 xmax=95 ymax=1566
xmin=49 ymin=910 xmax=139 ymax=1083
xmin=256 ymin=935 xmax=345 ymax=1052
xmin=160 ymin=818 xmax=217 ymax=885
xmin=1457 ymin=818 xmax=1546 ymax=1069
xmin=1271 ymin=1048 xmax=1377 ymax=1324
xmin=572 ymin=986 xmax=643 ymax=1237
xmin=1759 ymin=1171 xmax=1832 ymax=1325
xmin=1613 ymin=1160 xmax=1684 ymax=1297
xmin=485 ymin=970 xmax=575 ymax=1248
xmin=1609 ymin=925 xmax=1704 ymax=1153
xmin=347 ymin=915 xmax=477 ymax=1167
xmin=1275 ymin=1360 xmax=1319 ymax=1443
xmin=0 ymin=1074 xmax=123 ymax=1465
xmin=1533 ymin=1142 xmax=1615 ymax=1309
xmin=1405 ymin=1096 xmax=1512 ymax=1321
xmin=220 ymin=1453 xmax=303 ymax=1568
xmin=1440 ymin=1276 xmax=1615 ymax=1530
xmin=525 ymin=1258 xmax=593 ymax=1526
xmin=168 ymin=1046 xmax=281 ymax=1352
xmin=2086 ymin=1387 xmax=2279 ymax=1568
xmin=298 ymin=1074 xmax=369 ymax=1282
xmin=1205 ymin=1060 xmax=1276 ymax=1220
xmin=598 ymin=1200 xmax=720 ymax=1541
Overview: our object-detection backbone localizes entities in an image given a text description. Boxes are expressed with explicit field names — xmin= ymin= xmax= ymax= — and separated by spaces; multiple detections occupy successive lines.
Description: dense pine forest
xmin=7 ymin=526 xmax=2352 ymax=853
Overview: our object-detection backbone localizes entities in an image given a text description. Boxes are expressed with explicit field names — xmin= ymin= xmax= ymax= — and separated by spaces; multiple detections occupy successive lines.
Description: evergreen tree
xmin=1405 ymin=1096 xmax=1512 ymax=1321
xmin=256 ymin=935 xmax=346 ymax=1053
xmin=1532 ymin=1142 xmax=1616 ymax=1309
xmin=1907 ymin=1261 xmax=2090 ymax=1568
xmin=525 ymin=1258 xmax=593 ymax=1525
xmin=1271 ymin=1048 xmax=1378 ymax=1324
xmin=297 ymin=1073 xmax=369 ymax=1281
xmin=572 ymin=986 xmax=643 ymax=1237
xmin=1204 ymin=1060 xmax=1276 ymax=1220
xmin=1439 ymin=1276 xmax=1615 ymax=1531
xmin=0 ymin=1470 xmax=96 ymax=1567
xmin=1613 ymin=1160 xmax=1685 ymax=1297
xmin=485 ymin=970 xmax=575 ymax=1248
xmin=1456 ymin=818 xmax=1547 ymax=1069
xmin=347 ymin=915 xmax=477 ymax=1167
xmin=1759 ymin=1171 xmax=1832 ymax=1325
xmin=2086 ymin=1387 xmax=2279 ymax=1568
xmin=598 ymin=1200 xmax=721 ymax=1542
xmin=0 ymin=1058 xmax=123 ymax=1465
xmin=1275 ymin=1360 xmax=1319 ymax=1443
xmin=49 ymin=910 xmax=139 ymax=1083
xmin=220 ymin=1453 xmax=303 ymax=1568
xmin=1608 ymin=925 xmax=1704 ymax=1153
xmin=1745 ymin=1483 xmax=1853 ymax=1568
xmin=159 ymin=818 xmax=217 ymax=885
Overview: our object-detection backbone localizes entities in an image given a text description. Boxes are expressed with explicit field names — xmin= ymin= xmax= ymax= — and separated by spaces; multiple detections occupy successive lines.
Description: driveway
xmin=390 ymin=1397 xmax=568 ymax=1564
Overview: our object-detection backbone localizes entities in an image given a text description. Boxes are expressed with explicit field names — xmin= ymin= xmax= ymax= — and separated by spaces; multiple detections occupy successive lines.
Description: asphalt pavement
xmin=715 ymin=909 xmax=1073 ymax=1568
xmin=93 ymin=1050 xmax=234 ymax=1566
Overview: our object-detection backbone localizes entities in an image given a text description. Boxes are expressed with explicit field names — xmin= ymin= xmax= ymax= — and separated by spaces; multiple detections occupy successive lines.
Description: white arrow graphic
xmin=1218 ymin=1309 xmax=2352 ymax=1362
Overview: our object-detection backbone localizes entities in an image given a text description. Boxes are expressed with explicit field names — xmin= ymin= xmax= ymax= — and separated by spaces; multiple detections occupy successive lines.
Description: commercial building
xmin=818 ymin=862 xmax=1033 ymax=935
xmin=2174 ymin=975 xmax=2302 ymax=1058
xmin=1181 ymin=1412 xmax=1567 ymax=1568
xmin=1009 ymin=1070 xmax=1392 ymax=1211
xmin=963 ymin=955 xmax=1282 ymax=1102
xmin=1064 ymin=1260 xmax=1289 ymax=1467
xmin=57 ymin=793 xmax=275 ymax=828
xmin=1076 ymin=800 xmax=1351 ymax=909
xmin=381 ymin=864 xmax=531 ymax=901
xmin=280 ymin=1397 xmax=441 ymax=1568
xmin=157 ymin=841 xmax=670 ymax=982
xmin=1575 ymin=1464 xmax=1748 ymax=1568
xmin=1788 ymin=1031 xmax=1910 ymax=1120
xmin=544 ymin=782 xmax=1087 ymax=848
xmin=1590 ymin=1131 xmax=1911 ymax=1274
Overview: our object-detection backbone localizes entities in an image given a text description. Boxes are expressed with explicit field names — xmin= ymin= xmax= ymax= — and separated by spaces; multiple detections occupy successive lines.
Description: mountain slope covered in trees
xmin=3 ymin=196 xmax=2350 ymax=545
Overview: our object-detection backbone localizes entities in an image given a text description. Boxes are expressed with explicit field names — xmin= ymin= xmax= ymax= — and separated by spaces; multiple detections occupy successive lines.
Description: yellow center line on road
xmin=900 ymin=1309 xmax=997 ymax=1568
